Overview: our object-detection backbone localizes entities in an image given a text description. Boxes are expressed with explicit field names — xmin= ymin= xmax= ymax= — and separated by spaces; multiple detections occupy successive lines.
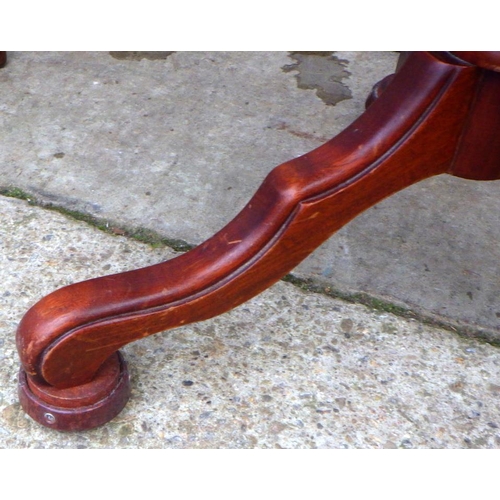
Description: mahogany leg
xmin=16 ymin=51 xmax=500 ymax=430
xmin=0 ymin=51 xmax=6 ymax=68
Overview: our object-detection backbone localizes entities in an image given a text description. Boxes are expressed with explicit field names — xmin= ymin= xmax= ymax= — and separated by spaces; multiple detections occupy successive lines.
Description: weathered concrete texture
xmin=1 ymin=51 xmax=500 ymax=338
xmin=282 ymin=52 xmax=353 ymax=106
xmin=1 ymin=196 xmax=500 ymax=448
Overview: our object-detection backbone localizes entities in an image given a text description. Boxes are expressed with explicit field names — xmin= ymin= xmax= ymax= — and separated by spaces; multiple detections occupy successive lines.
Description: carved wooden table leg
xmin=16 ymin=51 xmax=500 ymax=430
xmin=0 ymin=51 xmax=6 ymax=68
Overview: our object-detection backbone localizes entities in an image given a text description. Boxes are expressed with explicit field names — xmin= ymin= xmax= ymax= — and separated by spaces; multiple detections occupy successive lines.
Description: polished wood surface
xmin=451 ymin=51 xmax=500 ymax=72
xmin=14 ymin=51 xmax=500 ymax=429
xmin=18 ymin=352 xmax=130 ymax=431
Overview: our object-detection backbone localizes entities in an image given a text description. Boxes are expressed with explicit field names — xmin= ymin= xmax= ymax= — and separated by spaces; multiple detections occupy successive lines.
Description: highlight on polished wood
xmin=14 ymin=51 xmax=500 ymax=430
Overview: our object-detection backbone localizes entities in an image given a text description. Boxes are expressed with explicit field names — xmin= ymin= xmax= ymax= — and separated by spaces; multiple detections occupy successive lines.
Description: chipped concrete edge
xmin=2 ymin=185 xmax=499 ymax=348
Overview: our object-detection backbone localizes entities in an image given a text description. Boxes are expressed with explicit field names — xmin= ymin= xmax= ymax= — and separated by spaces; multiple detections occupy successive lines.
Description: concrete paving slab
xmin=1 ymin=51 xmax=500 ymax=341
xmin=1 ymin=196 xmax=500 ymax=448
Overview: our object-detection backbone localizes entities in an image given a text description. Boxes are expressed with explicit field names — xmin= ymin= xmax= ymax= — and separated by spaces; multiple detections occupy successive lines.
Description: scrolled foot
xmin=15 ymin=51 xmax=500 ymax=429
xmin=18 ymin=351 xmax=130 ymax=431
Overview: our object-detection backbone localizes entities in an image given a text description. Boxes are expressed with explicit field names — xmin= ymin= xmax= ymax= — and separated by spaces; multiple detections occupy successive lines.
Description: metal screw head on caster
xmin=44 ymin=412 xmax=56 ymax=424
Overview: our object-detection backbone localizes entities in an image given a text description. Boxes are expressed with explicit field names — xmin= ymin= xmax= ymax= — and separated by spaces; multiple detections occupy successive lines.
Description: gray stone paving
xmin=2 ymin=51 xmax=500 ymax=335
xmin=2 ymin=197 xmax=500 ymax=448
xmin=1 ymin=51 xmax=500 ymax=448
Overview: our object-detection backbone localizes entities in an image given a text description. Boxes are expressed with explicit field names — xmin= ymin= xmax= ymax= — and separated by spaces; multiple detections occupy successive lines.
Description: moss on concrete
xmin=2 ymin=184 xmax=499 ymax=348
xmin=0 ymin=185 xmax=194 ymax=252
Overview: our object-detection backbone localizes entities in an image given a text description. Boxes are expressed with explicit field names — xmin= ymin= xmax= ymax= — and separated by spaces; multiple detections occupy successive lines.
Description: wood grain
xmin=14 ymin=52 xmax=500 ymax=427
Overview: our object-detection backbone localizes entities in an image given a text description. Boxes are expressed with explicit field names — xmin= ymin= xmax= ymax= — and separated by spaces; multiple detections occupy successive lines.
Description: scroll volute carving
xmin=15 ymin=51 xmax=500 ymax=430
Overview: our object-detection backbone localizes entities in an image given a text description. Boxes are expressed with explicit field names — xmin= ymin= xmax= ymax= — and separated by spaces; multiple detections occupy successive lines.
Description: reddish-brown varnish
xmin=9 ymin=52 xmax=500 ymax=430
